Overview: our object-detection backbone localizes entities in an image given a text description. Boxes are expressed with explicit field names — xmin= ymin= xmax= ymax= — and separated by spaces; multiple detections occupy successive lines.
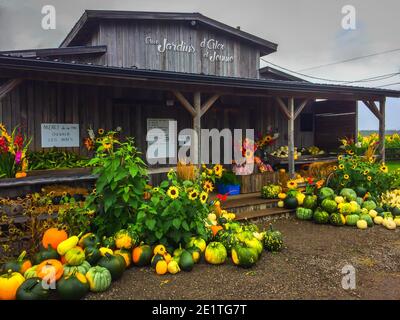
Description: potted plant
xmin=216 ymin=170 xmax=241 ymax=195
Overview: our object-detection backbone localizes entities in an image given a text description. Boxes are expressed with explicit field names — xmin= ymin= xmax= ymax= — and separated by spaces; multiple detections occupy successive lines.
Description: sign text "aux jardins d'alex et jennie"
xmin=145 ymin=36 xmax=234 ymax=63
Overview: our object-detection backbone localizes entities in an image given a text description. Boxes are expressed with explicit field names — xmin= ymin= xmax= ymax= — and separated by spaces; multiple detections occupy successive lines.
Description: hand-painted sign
xmin=41 ymin=123 xmax=80 ymax=148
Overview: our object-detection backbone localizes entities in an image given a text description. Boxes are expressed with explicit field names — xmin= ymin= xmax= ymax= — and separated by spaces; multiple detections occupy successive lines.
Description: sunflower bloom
xmin=203 ymin=180 xmax=214 ymax=193
xmin=367 ymin=176 xmax=372 ymax=181
xmin=167 ymin=186 xmax=179 ymax=199
xmin=213 ymin=164 xmax=223 ymax=177
xmin=188 ymin=190 xmax=198 ymax=201
xmin=339 ymin=164 xmax=345 ymax=170
xmin=363 ymin=170 xmax=369 ymax=175
xmin=98 ymin=128 xmax=105 ymax=135
xmin=152 ymin=187 xmax=160 ymax=193
xmin=338 ymin=155 xmax=343 ymax=161
xmin=380 ymin=165 xmax=388 ymax=173
xmin=287 ymin=180 xmax=298 ymax=189
xmin=200 ymin=191 xmax=208 ymax=204
xmin=344 ymin=174 xmax=350 ymax=180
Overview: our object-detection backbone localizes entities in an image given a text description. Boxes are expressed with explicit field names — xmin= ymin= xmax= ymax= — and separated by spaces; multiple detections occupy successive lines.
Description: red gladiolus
xmin=0 ymin=137 xmax=8 ymax=153
xmin=216 ymin=194 xmax=228 ymax=202
xmin=307 ymin=177 xmax=314 ymax=185
xmin=14 ymin=133 xmax=23 ymax=149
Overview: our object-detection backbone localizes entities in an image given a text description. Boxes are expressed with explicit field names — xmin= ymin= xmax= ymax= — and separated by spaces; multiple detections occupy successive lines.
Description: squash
xmin=394 ymin=217 xmax=400 ymax=227
xmin=85 ymin=266 xmax=112 ymax=292
xmin=114 ymin=230 xmax=133 ymax=250
xmin=374 ymin=216 xmax=384 ymax=225
xmin=284 ymin=196 xmax=298 ymax=209
xmin=167 ymin=260 xmax=180 ymax=274
xmin=360 ymin=214 xmax=373 ymax=227
xmin=264 ymin=225 xmax=283 ymax=252
xmin=303 ymin=195 xmax=318 ymax=210
xmin=329 ymin=213 xmax=345 ymax=226
xmin=64 ymin=247 xmax=85 ymax=266
xmin=186 ymin=247 xmax=201 ymax=263
xmin=321 ymin=199 xmax=338 ymax=214
xmin=114 ymin=249 xmax=132 ymax=268
xmin=0 ymin=270 xmax=25 ymax=300
xmin=385 ymin=219 xmax=396 ymax=230
xmin=42 ymin=228 xmax=68 ymax=250
xmin=37 ymin=259 xmax=64 ymax=284
xmin=63 ymin=261 xmax=91 ymax=275
xmin=99 ymin=247 xmax=114 ymax=257
xmin=155 ymin=260 xmax=168 ymax=275
xmin=84 ymin=246 xmax=102 ymax=265
xmin=278 ymin=193 xmax=287 ymax=200
xmin=57 ymin=232 xmax=83 ymax=256
xmin=78 ymin=233 xmax=100 ymax=249
xmin=356 ymin=220 xmax=368 ymax=230
xmin=178 ymin=250 xmax=194 ymax=271
xmin=205 ymin=242 xmax=227 ymax=265
xmin=369 ymin=210 xmax=378 ymax=219
xmin=97 ymin=253 xmax=125 ymax=280
xmin=346 ymin=214 xmax=360 ymax=226
xmin=313 ymin=209 xmax=330 ymax=224
xmin=151 ymin=254 xmax=165 ymax=268
xmin=186 ymin=237 xmax=207 ymax=253
xmin=24 ymin=265 xmax=38 ymax=279
xmin=33 ymin=245 xmax=60 ymax=265
xmin=132 ymin=244 xmax=153 ymax=267
xmin=277 ymin=200 xmax=284 ymax=208
xmin=57 ymin=271 xmax=89 ymax=300
xmin=296 ymin=207 xmax=313 ymax=220
xmin=231 ymin=245 xmax=259 ymax=268
xmin=16 ymin=277 xmax=49 ymax=300
xmin=153 ymin=244 xmax=167 ymax=256
xmin=2 ymin=251 xmax=32 ymax=274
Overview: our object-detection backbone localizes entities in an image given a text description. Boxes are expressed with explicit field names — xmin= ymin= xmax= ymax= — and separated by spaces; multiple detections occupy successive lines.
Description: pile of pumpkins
xmin=0 ymin=220 xmax=285 ymax=300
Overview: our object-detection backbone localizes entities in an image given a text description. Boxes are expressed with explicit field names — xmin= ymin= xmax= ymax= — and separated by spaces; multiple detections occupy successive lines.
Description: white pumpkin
xmin=357 ymin=220 xmax=368 ymax=230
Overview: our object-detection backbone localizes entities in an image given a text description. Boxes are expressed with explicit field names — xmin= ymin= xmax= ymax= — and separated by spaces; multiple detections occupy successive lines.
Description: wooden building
xmin=0 ymin=10 xmax=399 ymax=180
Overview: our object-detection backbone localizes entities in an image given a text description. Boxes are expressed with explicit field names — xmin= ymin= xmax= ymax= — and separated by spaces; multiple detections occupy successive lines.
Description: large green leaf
xmin=145 ymin=219 xmax=156 ymax=230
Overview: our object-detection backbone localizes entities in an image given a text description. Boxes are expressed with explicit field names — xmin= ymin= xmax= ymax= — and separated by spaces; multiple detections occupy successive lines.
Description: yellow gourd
xmin=368 ymin=210 xmax=377 ymax=219
xmin=278 ymin=193 xmax=287 ymax=200
xmin=394 ymin=218 xmax=400 ymax=227
xmin=99 ymin=247 xmax=114 ymax=256
xmin=385 ymin=219 xmax=396 ymax=230
xmin=356 ymin=220 xmax=368 ymax=230
xmin=155 ymin=260 xmax=168 ymax=275
xmin=277 ymin=201 xmax=284 ymax=208
xmin=57 ymin=232 xmax=83 ymax=256
xmin=374 ymin=216 xmax=384 ymax=225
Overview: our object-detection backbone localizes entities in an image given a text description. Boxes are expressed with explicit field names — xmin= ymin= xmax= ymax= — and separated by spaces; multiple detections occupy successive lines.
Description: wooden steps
xmin=235 ymin=208 xmax=295 ymax=221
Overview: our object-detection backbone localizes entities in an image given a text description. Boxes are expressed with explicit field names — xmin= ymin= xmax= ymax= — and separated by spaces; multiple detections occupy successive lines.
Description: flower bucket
xmin=216 ymin=183 xmax=241 ymax=196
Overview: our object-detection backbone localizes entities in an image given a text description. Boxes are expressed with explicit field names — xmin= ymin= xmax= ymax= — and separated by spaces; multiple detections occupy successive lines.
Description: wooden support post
xmin=200 ymin=94 xmax=220 ymax=117
xmin=172 ymin=90 xmax=197 ymax=117
xmin=193 ymin=92 xmax=201 ymax=166
xmin=275 ymin=97 xmax=291 ymax=120
xmin=379 ymin=98 xmax=386 ymax=162
xmin=0 ymin=79 xmax=23 ymax=101
xmin=288 ymin=97 xmax=295 ymax=178
xmin=293 ymin=99 xmax=308 ymax=120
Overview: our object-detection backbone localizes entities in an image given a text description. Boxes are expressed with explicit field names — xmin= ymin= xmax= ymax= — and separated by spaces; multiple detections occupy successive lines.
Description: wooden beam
xmin=0 ymin=78 xmax=23 ymax=101
xmin=379 ymin=98 xmax=386 ymax=162
xmin=275 ymin=97 xmax=292 ymax=120
xmin=293 ymin=99 xmax=309 ymax=120
xmin=200 ymin=93 xmax=220 ymax=117
xmin=193 ymin=92 xmax=202 ymax=166
xmin=362 ymin=100 xmax=382 ymax=121
xmin=172 ymin=90 xmax=197 ymax=117
xmin=288 ymin=97 xmax=295 ymax=178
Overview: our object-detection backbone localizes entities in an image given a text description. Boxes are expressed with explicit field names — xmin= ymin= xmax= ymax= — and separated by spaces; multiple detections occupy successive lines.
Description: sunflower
xmin=287 ymin=180 xmax=298 ymax=189
xmin=347 ymin=150 xmax=354 ymax=155
xmin=102 ymin=141 xmax=112 ymax=150
xmin=338 ymin=164 xmax=345 ymax=170
xmin=244 ymin=149 xmax=254 ymax=160
xmin=363 ymin=170 xmax=370 ymax=176
xmin=213 ymin=164 xmax=223 ymax=177
xmin=380 ymin=165 xmax=388 ymax=173
xmin=338 ymin=155 xmax=343 ymax=161
xmin=367 ymin=176 xmax=372 ymax=181
xmin=96 ymin=138 xmax=102 ymax=143
xmin=84 ymin=138 xmax=94 ymax=151
xmin=188 ymin=190 xmax=198 ymax=201
xmin=203 ymin=180 xmax=214 ymax=193
xmin=352 ymin=165 xmax=357 ymax=170
xmin=265 ymin=135 xmax=273 ymax=143
xmin=167 ymin=186 xmax=179 ymax=199
xmin=333 ymin=166 xmax=338 ymax=171
xmin=152 ymin=187 xmax=160 ymax=193
xmin=98 ymin=128 xmax=105 ymax=135
xmin=344 ymin=174 xmax=350 ymax=180
xmin=200 ymin=191 xmax=208 ymax=204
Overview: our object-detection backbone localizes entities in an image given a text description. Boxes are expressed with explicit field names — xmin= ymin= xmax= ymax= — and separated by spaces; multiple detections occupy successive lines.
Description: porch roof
xmin=0 ymin=54 xmax=399 ymax=100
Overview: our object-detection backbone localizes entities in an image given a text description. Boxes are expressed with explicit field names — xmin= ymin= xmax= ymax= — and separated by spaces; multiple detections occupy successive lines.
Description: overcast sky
xmin=0 ymin=0 xmax=399 ymax=130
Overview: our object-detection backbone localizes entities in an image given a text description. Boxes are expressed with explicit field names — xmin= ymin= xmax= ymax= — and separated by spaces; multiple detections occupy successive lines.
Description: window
xmin=300 ymin=113 xmax=313 ymax=132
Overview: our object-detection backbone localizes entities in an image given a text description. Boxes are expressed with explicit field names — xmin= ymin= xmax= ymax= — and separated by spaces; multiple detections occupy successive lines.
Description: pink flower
xmin=15 ymin=150 xmax=22 ymax=164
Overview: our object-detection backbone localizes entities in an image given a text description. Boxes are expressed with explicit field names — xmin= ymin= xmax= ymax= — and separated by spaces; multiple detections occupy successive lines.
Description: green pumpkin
xmin=57 ymin=272 xmax=89 ymax=300
xmin=79 ymin=233 xmax=100 ymax=249
xmin=313 ymin=208 xmax=329 ymax=224
xmin=65 ymin=247 xmax=85 ymax=266
xmin=33 ymin=245 xmax=60 ymax=265
xmin=231 ymin=245 xmax=259 ymax=268
xmin=97 ymin=253 xmax=125 ymax=280
xmin=321 ymin=199 xmax=337 ymax=213
xmin=133 ymin=244 xmax=153 ymax=266
xmin=264 ymin=225 xmax=283 ymax=252
xmin=214 ymin=230 xmax=237 ymax=254
xmin=296 ymin=207 xmax=313 ymax=220
xmin=284 ymin=196 xmax=298 ymax=209
xmin=63 ymin=261 xmax=91 ymax=275
xmin=346 ymin=214 xmax=360 ymax=226
xmin=86 ymin=266 xmax=112 ymax=292
xmin=151 ymin=254 xmax=165 ymax=268
xmin=84 ymin=246 xmax=102 ymax=265
xmin=329 ymin=213 xmax=345 ymax=226
xmin=303 ymin=195 xmax=318 ymax=210
xmin=179 ymin=250 xmax=194 ymax=272
xmin=16 ymin=277 xmax=49 ymax=300
xmin=360 ymin=214 xmax=373 ymax=227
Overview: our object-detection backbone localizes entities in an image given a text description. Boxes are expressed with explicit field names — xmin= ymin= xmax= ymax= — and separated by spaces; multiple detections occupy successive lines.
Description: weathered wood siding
xmin=82 ymin=20 xmax=260 ymax=78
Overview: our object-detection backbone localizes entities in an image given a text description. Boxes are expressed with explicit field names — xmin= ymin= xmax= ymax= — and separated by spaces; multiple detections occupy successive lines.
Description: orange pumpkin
xmin=211 ymin=225 xmax=223 ymax=237
xmin=42 ymin=228 xmax=68 ymax=250
xmin=37 ymin=259 xmax=64 ymax=284
xmin=0 ymin=270 xmax=25 ymax=300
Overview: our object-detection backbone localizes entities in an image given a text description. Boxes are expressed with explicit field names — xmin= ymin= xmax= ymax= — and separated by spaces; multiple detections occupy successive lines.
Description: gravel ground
xmin=86 ymin=217 xmax=400 ymax=300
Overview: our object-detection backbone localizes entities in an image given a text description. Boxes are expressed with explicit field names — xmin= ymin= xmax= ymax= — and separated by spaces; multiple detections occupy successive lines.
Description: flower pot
xmin=216 ymin=183 xmax=241 ymax=195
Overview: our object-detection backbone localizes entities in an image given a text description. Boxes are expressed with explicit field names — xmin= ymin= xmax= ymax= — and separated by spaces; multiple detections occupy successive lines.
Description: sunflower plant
xmin=130 ymin=169 xmax=212 ymax=246
xmin=85 ymin=131 xmax=148 ymax=237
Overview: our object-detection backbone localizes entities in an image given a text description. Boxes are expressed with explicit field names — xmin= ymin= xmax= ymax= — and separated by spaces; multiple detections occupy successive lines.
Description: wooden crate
xmin=238 ymin=172 xmax=279 ymax=194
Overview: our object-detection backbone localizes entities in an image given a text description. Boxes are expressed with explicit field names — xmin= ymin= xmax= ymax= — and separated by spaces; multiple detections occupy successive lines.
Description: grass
xmin=387 ymin=161 xmax=400 ymax=172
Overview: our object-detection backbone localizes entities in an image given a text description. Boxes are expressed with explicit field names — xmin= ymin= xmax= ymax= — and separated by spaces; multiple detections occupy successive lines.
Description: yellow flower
xmin=380 ymin=165 xmax=388 ymax=173
xmin=203 ymin=180 xmax=214 ymax=193
xmin=98 ymin=128 xmax=105 ymax=135
xmin=167 ymin=169 xmax=175 ymax=180
xmin=96 ymin=138 xmax=102 ymax=143
xmin=188 ymin=190 xmax=198 ymax=201
xmin=102 ymin=142 xmax=112 ymax=150
xmin=367 ymin=176 xmax=372 ymax=181
xmin=352 ymin=165 xmax=357 ymax=170
xmin=363 ymin=170 xmax=369 ymax=176
xmin=152 ymin=187 xmax=160 ymax=192
xmin=333 ymin=166 xmax=338 ymax=171
xmin=347 ymin=150 xmax=354 ymax=155
xmin=287 ymin=180 xmax=298 ymax=189
xmin=167 ymin=186 xmax=179 ymax=199
xmin=369 ymin=157 xmax=375 ymax=164
xmin=339 ymin=164 xmax=344 ymax=170
xmin=200 ymin=191 xmax=208 ymax=204
xmin=245 ymin=149 xmax=254 ymax=159
xmin=213 ymin=164 xmax=223 ymax=177
xmin=344 ymin=174 xmax=350 ymax=180
xmin=338 ymin=155 xmax=343 ymax=161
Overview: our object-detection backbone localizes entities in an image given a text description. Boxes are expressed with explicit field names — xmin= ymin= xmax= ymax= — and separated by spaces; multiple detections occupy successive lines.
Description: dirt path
xmin=86 ymin=217 xmax=400 ymax=300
